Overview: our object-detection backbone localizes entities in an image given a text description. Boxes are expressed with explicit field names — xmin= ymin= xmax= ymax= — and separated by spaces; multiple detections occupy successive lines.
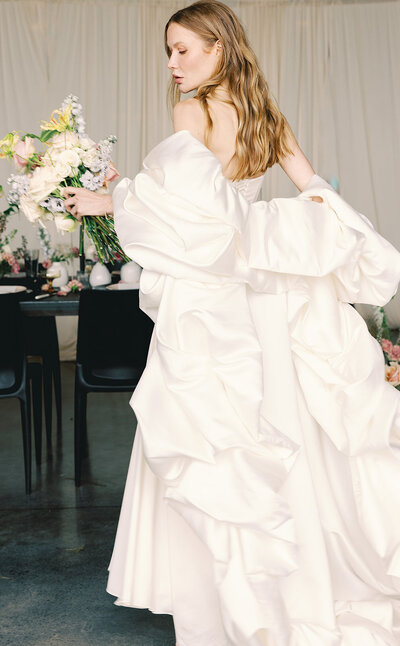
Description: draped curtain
xmin=1 ymin=0 xmax=399 ymax=353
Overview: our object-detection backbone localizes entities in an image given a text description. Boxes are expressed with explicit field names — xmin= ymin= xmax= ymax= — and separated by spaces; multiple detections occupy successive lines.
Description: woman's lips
xmin=174 ymin=76 xmax=183 ymax=83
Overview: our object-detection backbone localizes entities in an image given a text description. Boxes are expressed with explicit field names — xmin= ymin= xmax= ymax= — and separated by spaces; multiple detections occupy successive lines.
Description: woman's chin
xmin=179 ymin=82 xmax=197 ymax=94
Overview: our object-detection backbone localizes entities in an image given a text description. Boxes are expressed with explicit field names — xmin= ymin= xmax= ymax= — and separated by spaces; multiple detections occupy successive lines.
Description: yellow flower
xmin=40 ymin=104 xmax=73 ymax=133
xmin=0 ymin=131 xmax=19 ymax=159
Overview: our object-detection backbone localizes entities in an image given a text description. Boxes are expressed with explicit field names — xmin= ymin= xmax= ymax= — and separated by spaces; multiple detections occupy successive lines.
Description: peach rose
xmin=104 ymin=160 xmax=120 ymax=185
xmin=385 ymin=362 xmax=400 ymax=387
xmin=381 ymin=338 xmax=393 ymax=354
xmin=388 ymin=345 xmax=400 ymax=361
xmin=13 ymin=137 xmax=36 ymax=168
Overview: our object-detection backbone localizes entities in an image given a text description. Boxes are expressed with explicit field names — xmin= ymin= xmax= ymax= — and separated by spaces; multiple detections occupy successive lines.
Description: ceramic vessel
xmin=120 ymin=260 xmax=142 ymax=284
xmin=89 ymin=261 xmax=112 ymax=287
xmin=50 ymin=261 xmax=69 ymax=287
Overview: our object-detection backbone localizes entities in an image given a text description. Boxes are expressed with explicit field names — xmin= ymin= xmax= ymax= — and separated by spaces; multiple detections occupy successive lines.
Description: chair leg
xmin=30 ymin=362 xmax=43 ymax=466
xmin=49 ymin=320 xmax=62 ymax=434
xmin=74 ymin=385 xmax=87 ymax=487
xmin=53 ymin=360 xmax=62 ymax=434
xmin=19 ymin=392 xmax=32 ymax=495
xmin=43 ymin=360 xmax=53 ymax=450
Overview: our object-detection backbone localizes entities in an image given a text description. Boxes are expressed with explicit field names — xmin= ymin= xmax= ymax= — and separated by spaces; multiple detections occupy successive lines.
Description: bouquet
xmin=0 ymin=94 xmax=129 ymax=264
xmin=370 ymin=305 xmax=400 ymax=389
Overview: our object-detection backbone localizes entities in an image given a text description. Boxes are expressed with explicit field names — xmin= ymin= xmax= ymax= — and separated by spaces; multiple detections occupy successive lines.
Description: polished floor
xmin=0 ymin=362 xmax=176 ymax=646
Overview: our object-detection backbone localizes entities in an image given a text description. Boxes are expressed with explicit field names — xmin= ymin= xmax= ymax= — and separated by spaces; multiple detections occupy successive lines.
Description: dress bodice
xmin=230 ymin=174 xmax=266 ymax=203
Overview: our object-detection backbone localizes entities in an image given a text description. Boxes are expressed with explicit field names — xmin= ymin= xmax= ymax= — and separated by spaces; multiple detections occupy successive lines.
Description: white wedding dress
xmin=107 ymin=130 xmax=400 ymax=646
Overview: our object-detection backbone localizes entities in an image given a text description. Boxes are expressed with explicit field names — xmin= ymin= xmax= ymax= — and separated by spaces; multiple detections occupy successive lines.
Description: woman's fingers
xmin=61 ymin=187 xmax=111 ymax=217
xmin=63 ymin=187 xmax=76 ymax=198
xmin=63 ymin=186 xmax=85 ymax=197
xmin=63 ymin=196 xmax=81 ymax=220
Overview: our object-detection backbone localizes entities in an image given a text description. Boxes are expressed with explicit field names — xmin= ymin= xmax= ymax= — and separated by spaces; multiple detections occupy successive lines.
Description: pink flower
xmin=67 ymin=279 xmax=83 ymax=292
xmin=381 ymin=338 xmax=393 ymax=354
xmin=41 ymin=259 xmax=52 ymax=269
xmin=1 ymin=252 xmax=20 ymax=273
xmin=71 ymin=246 xmax=79 ymax=258
xmin=13 ymin=137 xmax=36 ymax=168
xmin=11 ymin=260 xmax=20 ymax=274
xmin=388 ymin=345 xmax=400 ymax=361
xmin=104 ymin=160 xmax=120 ymax=185
xmin=385 ymin=362 xmax=400 ymax=387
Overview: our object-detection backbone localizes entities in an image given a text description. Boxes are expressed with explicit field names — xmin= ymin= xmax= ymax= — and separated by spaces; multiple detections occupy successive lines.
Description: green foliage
xmin=40 ymin=129 xmax=58 ymax=143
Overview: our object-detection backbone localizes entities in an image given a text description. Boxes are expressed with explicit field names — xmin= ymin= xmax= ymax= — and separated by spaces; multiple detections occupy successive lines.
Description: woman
xmin=64 ymin=2 xmax=400 ymax=644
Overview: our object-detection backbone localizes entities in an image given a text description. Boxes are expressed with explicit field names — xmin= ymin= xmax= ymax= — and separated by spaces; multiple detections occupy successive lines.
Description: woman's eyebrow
xmin=168 ymin=41 xmax=186 ymax=48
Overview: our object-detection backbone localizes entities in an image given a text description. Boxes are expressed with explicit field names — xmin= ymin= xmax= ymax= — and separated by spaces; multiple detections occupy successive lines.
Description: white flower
xmin=81 ymin=149 xmax=102 ymax=172
xmin=79 ymin=137 xmax=95 ymax=151
xmin=40 ymin=152 xmax=54 ymax=167
xmin=20 ymin=193 xmax=45 ymax=222
xmin=3 ymin=244 xmax=12 ymax=254
xmin=58 ymin=284 xmax=71 ymax=293
xmin=49 ymin=131 xmax=79 ymax=153
xmin=85 ymin=244 xmax=97 ymax=260
xmin=54 ymin=160 xmax=72 ymax=179
xmin=58 ymin=149 xmax=81 ymax=169
xmin=54 ymin=214 xmax=78 ymax=233
xmin=29 ymin=166 xmax=60 ymax=202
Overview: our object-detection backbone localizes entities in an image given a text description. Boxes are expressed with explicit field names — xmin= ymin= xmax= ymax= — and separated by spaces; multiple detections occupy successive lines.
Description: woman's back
xmin=179 ymin=93 xmax=264 ymax=182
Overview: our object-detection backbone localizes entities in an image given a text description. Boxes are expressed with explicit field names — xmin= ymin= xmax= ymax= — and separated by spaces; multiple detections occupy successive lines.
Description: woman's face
xmin=166 ymin=22 xmax=220 ymax=94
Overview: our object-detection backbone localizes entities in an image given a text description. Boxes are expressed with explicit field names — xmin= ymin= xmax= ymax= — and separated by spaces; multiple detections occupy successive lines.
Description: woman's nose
xmin=167 ymin=55 xmax=177 ymax=69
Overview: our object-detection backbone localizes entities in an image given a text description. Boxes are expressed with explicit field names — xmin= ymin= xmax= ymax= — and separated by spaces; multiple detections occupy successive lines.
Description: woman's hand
xmin=62 ymin=187 xmax=113 ymax=221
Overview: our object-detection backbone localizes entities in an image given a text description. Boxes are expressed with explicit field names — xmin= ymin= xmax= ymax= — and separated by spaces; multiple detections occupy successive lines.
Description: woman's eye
xmin=178 ymin=51 xmax=186 ymax=55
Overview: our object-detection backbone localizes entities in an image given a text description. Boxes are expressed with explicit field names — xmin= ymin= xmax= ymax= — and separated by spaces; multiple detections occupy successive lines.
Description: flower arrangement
xmin=57 ymin=279 xmax=84 ymax=296
xmin=0 ymin=246 xmax=20 ymax=277
xmin=0 ymin=193 xmax=25 ymax=277
xmin=0 ymin=94 xmax=129 ymax=264
xmin=35 ymin=226 xmax=72 ymax=268
xmin=370 ymin=305 xmax=400 ymax=390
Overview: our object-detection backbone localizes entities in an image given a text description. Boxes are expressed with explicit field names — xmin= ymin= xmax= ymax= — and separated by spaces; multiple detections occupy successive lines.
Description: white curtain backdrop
xmin=1 ymin=0 xmax=399 ymax=355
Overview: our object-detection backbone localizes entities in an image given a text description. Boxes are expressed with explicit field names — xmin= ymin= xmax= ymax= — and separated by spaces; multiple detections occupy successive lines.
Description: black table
xmin=19 ymin=292 xmax=80 ymax=317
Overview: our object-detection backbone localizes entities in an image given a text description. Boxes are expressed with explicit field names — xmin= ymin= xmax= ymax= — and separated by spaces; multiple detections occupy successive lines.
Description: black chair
xmin=74 ymin=289 xmax=154 ymax=486
xmin=0 ymin=293 xmax=43 ymax=494
xmin=23 ymin=316 xmax=62 ymax=452
xmin=1 ymin=275 xmax=62 ymax=450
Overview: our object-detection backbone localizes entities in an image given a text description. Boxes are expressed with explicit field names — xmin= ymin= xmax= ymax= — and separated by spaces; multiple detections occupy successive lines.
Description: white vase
xmin=120 ymin=260 xmax=142 ymax=284
xmin=51 ymin=261 xmax=69 ymax=287
xmin=89 ymin=262 xmax=111 ymax=287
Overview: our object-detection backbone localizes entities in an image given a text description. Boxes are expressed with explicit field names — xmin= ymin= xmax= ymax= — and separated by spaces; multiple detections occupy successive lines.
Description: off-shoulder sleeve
xmin=113 ymin=131 xmax=400 ymax=305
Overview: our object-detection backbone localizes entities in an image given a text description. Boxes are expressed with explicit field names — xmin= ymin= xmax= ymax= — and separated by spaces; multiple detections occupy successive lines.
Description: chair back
xmin=76 ymin=289 xmax=154 ymax=372
xmin=0 ymin=293 xmax=25 ymax=391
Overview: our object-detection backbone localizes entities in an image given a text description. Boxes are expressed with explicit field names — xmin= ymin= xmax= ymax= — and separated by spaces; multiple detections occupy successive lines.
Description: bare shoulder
xmin=173 ymin=98 xmax=206 ymax=144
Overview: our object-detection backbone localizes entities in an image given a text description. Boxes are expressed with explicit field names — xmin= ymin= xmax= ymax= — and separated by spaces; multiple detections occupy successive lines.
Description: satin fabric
xmin=107 ymin=130 xmax=400 ymax=646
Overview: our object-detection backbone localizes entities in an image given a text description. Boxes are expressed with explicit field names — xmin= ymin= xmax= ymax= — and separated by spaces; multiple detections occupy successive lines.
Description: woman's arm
xmin=278 ymin=127 xmax=323 ymax=202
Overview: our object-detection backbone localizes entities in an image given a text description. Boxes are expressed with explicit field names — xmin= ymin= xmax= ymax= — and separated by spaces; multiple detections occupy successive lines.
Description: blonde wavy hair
xmin=164 ymin=0 xmax=294 ymax=181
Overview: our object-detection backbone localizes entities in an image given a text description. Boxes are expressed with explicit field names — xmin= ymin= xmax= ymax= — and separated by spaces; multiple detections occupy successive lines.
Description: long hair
xmin=164 ymin=0 xmax=294 ymax=180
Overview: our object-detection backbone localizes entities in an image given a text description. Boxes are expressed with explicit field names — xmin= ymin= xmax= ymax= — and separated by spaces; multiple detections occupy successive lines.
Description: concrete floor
xmin=0 ymin=362 xmax=175 ymax=646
